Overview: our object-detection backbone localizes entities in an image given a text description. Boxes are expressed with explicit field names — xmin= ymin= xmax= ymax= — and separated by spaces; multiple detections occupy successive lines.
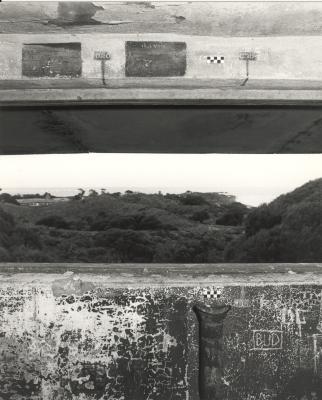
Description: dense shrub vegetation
xmin=225 ymin=179 xmax=322 ymax=262
xmin=216 ymin=202 xmax=249 ymax=226
xmin=0 ymin=191 xmax=244 ymax=263
xmin=36 ymin=215 xmax=70 ymax=229
xmin=3 ymin=179 xmax=322 ymax=263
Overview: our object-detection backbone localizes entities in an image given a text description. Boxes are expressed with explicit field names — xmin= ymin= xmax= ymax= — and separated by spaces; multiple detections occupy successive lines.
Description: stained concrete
xmin=2 ymin=106 xmax=322 ymax=154
xmin=3 ymin=2 xmax=322 ymax=37
xmin=1 ymin=263 xmax=322 ymax=399
xmin=3 ymin=34 xmax=322 ymax=81
xmin=3 ymin=2 xmax=322 ymax=102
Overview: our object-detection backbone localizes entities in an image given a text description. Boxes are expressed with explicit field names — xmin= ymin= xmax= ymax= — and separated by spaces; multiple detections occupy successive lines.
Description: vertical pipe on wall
xmin=101 ymin=59 xmax=106 ymax=86
xmin=193 ymin=303 xmax=231 ymax=400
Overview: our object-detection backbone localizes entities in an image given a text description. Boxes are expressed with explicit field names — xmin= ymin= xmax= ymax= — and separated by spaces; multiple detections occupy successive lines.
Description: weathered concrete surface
xmin=3 ymin=2 xmax=322 ymax=37
xmin=2 ymin=106 xmax=322 ymax=154
xmin=22 ymin=43 xmax=82 ymax=78
xmin=3 ymin=3 xmax=322 ymax=103
xmin=4 ymin=86 xmax=322 ymax=106
xmin=1 ymin=264 xmax=322 ymax=399
xmin=2 ymin=263 xmax=322 ymax=285
xmin=3 ymin=34 xmax=322 ymax=81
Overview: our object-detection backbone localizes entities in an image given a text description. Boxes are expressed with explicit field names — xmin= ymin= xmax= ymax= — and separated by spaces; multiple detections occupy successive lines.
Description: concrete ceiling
xmin=1 ymin=106 xmax=322 ymax=154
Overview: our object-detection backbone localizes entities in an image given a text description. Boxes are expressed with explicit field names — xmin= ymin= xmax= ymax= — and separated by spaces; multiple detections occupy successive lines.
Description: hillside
xmin=0 ymin=191 xmax=247 ymax=263
xmin=225 ymin=178 xmax=322 ymax=262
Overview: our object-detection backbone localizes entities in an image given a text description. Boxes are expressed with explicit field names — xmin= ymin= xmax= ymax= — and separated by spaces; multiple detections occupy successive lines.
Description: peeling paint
xmin=50 ymin=2 xmax=104 ymax=26
xmin=0 ymin=284 xmax=189 ymax=399
xmin=0 ymin=275 xmax=322 ymax=399
xmin=52 ymin=272 xmax=95 ymax=297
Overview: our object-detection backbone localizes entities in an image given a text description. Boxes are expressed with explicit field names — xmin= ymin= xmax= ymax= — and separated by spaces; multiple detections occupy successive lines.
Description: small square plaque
xmin=94 ymin=51 xmax=111 ymax=60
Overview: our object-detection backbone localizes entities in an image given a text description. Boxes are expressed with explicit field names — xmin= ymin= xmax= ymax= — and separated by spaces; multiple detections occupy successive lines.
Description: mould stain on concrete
xmin=52 ymin=271 xmax=96 ymax=297
xmin=0 ymin=284 xmax=190 ymax=399
xmin=1 ymin=280 xmax=322 ymax=399
xmin=49 ymin=2 xmax=104 ymax=26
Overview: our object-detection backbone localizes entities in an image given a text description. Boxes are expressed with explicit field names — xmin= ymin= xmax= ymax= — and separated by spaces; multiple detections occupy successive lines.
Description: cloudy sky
xmin=0 ymin=153 xmax=322 ymax=206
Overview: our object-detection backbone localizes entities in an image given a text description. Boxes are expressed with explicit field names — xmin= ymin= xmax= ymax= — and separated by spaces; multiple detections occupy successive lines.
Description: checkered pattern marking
xmin=207 ymin=56 xmax=224 ymax=64
xmin=203 ymin=287 xmax=223 ymax=299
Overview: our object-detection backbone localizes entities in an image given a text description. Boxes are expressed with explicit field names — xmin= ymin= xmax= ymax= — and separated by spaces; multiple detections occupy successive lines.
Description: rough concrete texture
xmin=1 ymin=264 xmax=322 ymax=399
xmin=3 ymin=106 xmax=322 ymax=154
xmin=22 ymin=43 xmax=82 ymax=78
xmin=3 ymin=87 xmax=322 ymax=107
xmin=3 ymin=2 xmax=322 ymax=37
xmin=3 ymin=34 xmax=322 ymax=81
xmin=3 ymin=2 xmax=322 ymax=103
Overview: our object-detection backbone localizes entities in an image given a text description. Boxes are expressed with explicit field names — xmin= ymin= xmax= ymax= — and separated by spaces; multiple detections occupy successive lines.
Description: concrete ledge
xmin=3 ymin=79 xmax=322 ymax=105
xmin=3 ymin=87 xmax=322 ymax=106
xmin=1 ymin=263 xmax=322 ymax=287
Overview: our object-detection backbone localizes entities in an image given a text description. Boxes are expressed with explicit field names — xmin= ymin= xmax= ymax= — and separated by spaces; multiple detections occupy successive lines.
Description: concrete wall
xmin=1 ymin=263 xmax=322 ymax=400
xmin=22 ymin=43 xmax=82 ymax=78
xmin=1 ymin=33 xmax=322 ymax=81
xmin=5 ymin=2 xmax=322 ymax=38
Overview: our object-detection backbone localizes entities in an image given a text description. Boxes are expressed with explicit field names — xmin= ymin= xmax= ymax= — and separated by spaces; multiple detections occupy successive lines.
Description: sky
xmin=1 ymin=153 xmax=322 ymax=206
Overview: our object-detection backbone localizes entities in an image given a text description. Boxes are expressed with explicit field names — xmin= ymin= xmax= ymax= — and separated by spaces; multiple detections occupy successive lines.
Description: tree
xmin=0 ymin=193 xmax=20 ymax=205
xmin=74 ymin=188 xmax=85 ymax=200
xmin=36 ymin=215 xmax=70 ymax=230
xmin=94 ymin=229 xmax=154 ymax=262
xmin=89 ymin=189 xmax=98 ymax=197
xmin=225 ymin=183 xmax=322 ymax=263
xmin=179 ymin=194 xmax=208 ymax=206
xmin=0 ymin=247 xmax=10 ymax=262
xmin=216 ymin=202 xmax=248 ymax=226
xmin=245 ymin=204 xmax=281 ymax=237
xmin=0 ymin=207 xmax=15 ymax=246
xmin=224 ymin=226 xmax=282 ymax=262
xmin=11 ymin=226 xmax=42 ymax=249
xmin=191 ymin=210 xmax=210 ymax=223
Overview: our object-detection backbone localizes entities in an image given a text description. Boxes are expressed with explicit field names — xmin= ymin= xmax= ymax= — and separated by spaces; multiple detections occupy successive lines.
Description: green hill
xmin=225 ymin=178 xmax=322 ymax=262
xmin=0 ymin=191 xmax=246 ymax=263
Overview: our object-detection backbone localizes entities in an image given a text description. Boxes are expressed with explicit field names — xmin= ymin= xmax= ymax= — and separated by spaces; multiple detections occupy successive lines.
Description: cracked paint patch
xmin=0 ymin=285 xmax=190 ymax=399
xmin=52 ymin=271 xmax=96 ymax=297
xmin=1 ymin=282 xmax=322 ymax=399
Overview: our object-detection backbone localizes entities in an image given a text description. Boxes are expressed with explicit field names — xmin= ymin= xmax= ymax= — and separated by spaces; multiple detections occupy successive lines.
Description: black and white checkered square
xmin=207 ymin=56 xmax=225 ymax=64
xmin=203 ymin=287 xmax=223 ymax=299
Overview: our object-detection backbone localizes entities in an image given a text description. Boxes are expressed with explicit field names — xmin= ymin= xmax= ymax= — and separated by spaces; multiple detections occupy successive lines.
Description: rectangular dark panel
xmin=22 ymin=43 xmax=82 ymax=78
xmin=125 ymin=41 xmax=186 ymax=77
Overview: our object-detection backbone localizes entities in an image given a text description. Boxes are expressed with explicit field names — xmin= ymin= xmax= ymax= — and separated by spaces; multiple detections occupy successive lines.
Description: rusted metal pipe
xmin=193 ymin=303 xmax=231 ymax=400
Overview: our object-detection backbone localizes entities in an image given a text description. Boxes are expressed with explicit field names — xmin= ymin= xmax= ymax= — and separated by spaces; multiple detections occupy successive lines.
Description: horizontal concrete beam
xmin=3 ymin=88 xmax=322 ymax=106
xmin=1 ymin=263 xmax=322 ymax=287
